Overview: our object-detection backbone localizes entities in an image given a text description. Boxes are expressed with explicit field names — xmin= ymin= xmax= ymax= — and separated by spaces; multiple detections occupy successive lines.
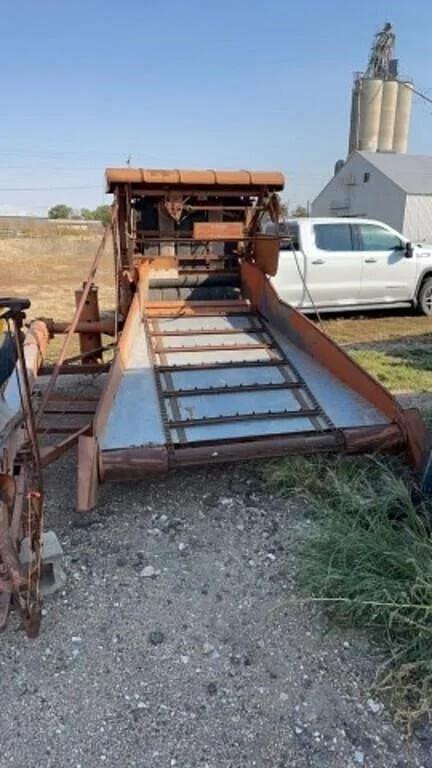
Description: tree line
xmin=278 ymin=200 xmax=308 ymax=219
xmin=48 ymin=200 xmax=307 ymax=225
xmin=48 ymin=204 xmax=111 ymax=225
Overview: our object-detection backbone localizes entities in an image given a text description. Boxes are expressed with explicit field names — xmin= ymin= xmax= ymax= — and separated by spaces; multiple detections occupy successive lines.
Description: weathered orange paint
xmin=106 ymin=168 xmax=285 ymax=192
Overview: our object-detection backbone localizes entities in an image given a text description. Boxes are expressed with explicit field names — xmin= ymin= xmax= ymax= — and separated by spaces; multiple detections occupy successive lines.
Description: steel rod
xmin=36 ymin=227 xmax=109 ymax=425
xmin=11 ymin=317 xmax=43 ymax=478
xmin=50 ymin=320 xmax=116 ymax=336
xmin=136 ymin=235 xmax=276 ymax=243
xmin=162 ymin=381 xmax=301 ymax=397
xmin=43 ymin=405 xmax=97 ymax=414
xmin=47 ymin=395 xmax=100 ymax=403
xmin=183 ymin=205 xmax=264 ymax=212
xmin=39 ymin=424 xmax=91 ymax=467
xmin=147 ymin=311 xmax=252 ymax=319
xmin=168 ymin=408 xmax=319 ymax=429
xmin=44 ymin=342 xmax=116 ymax=367
xmin=37 ymin=424 xmax=91 ymax=435
xmin=39 ymin=363 xmax=110 ymax=376
xmin=153 ymin=342 xmax=275 ymax=354
xmin=149 ymin=327 xmax=261 ymax=337
xmin=156 ymin=359 xmax=287 ymax=373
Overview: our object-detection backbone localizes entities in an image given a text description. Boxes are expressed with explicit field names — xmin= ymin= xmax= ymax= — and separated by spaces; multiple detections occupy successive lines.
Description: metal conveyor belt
xmin=143 ymin=307 xmax=336 ymax=447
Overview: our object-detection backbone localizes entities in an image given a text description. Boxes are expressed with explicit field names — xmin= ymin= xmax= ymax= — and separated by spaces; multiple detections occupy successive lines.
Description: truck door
xmin=354 ymin=223 xmax=416 ymax=303
xmin=269 ymin=222 xmax=306 ymax=307
xmin=307 ymin=223 xmax=362 ymax=306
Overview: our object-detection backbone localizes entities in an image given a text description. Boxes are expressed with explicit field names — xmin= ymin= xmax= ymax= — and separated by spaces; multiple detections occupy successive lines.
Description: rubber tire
xmin=418 ymin=277 xmax=432 ymax=316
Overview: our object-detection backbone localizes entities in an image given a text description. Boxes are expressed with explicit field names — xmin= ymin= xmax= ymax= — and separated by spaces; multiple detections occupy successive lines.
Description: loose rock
xmin=148 ymin=630 xmax=165 ymax=646
xmin=367 ymin=698 xmax=383 ymax=714
xmin=140 ymin=565 xmax=159 ymax=578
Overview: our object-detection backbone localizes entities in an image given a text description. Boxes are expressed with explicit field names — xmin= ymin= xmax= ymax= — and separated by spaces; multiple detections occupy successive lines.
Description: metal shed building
xmin=312 ymin=151 xmax=432 ymax=243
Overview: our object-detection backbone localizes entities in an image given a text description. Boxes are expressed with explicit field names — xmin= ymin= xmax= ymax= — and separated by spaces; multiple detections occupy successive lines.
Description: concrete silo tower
xmin=348 ymin=23 xmax=413 ymax=156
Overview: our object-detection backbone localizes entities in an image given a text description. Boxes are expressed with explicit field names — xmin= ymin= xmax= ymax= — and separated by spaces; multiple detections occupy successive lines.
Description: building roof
xmin=358 ymin=151 xmax=432 ymax=195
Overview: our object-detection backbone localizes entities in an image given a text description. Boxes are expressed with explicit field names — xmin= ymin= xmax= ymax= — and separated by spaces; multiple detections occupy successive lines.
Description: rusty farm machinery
xmin=0 ymin=299 xmax=47 ymax=636
xmin=1 ymin=167 xmax=431 ymax=636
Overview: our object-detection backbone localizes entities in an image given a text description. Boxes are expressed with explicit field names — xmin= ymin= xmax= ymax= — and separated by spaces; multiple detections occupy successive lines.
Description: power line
xmin=0 ymin=165 xmax=103 ymax=171
xmin=0 ymin=184 xmax=103 ymax=192
xmin=0 ymin=147 xmax=121 ymax=155
xmin=412 ymin=84 xmax=432 ymax=106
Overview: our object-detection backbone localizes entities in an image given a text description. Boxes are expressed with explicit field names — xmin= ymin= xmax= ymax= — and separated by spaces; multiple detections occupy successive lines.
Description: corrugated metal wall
xmin=312 ymin=154 xmax=406 ymax=233
xmin=403 ymin=196 xmax=432 ymax=242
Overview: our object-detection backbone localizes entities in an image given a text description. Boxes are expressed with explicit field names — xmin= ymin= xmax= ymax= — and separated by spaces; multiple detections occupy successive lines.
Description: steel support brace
xmin=77 ymin=436 xmax=99 ymax=513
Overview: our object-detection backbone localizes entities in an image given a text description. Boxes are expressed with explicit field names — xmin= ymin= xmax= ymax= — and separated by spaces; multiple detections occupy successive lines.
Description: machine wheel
xmin=417 ymin=277 xmax=432 ymax=316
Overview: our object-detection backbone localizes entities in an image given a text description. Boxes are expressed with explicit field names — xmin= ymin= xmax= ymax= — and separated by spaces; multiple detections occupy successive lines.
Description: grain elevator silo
xmin=378 ymin=80 xmax=399 ymax=151
xmin=392 ymin=82 xmax=413 ymax=153
xmin=358 ymin=78 xmax=383 ymax=151
xmin=348 ymin=23 xmax=413 ymax=156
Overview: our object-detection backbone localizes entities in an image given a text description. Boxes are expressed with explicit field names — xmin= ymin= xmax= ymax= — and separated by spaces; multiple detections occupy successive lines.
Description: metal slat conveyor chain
xmin=143 ymin=307 xmax=336 ymax=448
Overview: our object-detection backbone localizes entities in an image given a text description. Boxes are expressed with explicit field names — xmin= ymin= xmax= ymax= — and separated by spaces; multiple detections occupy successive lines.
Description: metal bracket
xmin=20 ymin=530 xmax=66 ymax=597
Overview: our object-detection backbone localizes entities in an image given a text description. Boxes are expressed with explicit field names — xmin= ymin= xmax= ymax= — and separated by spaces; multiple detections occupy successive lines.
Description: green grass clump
xmin=260 ymin=454 xmax=332 ymax=498
xmin=350 ymin=347 xmax=432 ymax=393
xmin=262 ymin=454 xmax=432 ymax=732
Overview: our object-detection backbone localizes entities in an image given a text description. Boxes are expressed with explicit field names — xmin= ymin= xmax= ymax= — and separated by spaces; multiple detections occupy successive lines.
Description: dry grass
xmin=0 ymin=234 xmax=115 ymax=321
xmin=322 ymin=311 xmax=432 ymax=346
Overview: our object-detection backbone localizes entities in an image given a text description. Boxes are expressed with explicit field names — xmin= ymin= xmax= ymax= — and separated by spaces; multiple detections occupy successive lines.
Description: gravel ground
xmin=2 ymin=236 xmax=431 ymax=765
xmin=1 ymin=456 xmax=430 ymax=768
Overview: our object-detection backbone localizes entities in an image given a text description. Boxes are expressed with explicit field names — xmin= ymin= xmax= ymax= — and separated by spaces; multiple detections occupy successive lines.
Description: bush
xmin=48 ymin=204 xmax=72 ymax=220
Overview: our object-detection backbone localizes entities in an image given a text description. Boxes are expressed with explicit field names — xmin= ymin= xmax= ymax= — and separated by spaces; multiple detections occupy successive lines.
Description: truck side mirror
xmin=405 ymin=242 xmax=414 ymax=258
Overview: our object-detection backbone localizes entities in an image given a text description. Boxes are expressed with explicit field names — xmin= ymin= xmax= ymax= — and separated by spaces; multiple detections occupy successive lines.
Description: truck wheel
xmin=418 ymin=277 xmax=432 ymax=316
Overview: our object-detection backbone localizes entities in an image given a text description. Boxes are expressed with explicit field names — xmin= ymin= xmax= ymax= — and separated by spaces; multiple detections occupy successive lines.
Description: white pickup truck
xmin=265 ymin=217 xmax=432 ymax=315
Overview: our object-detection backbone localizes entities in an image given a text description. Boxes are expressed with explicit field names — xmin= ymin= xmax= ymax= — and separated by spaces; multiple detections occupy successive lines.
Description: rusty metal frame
xmin=16 ymin=166 xmax=430 ymax=528
xmin=36 ymin=226 xmax=110 ymax=424
xmin=0 ymin=306 xmax=48 ymax=635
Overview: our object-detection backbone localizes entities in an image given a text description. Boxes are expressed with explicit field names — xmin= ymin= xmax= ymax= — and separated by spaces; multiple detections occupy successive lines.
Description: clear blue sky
xmin=1 ymin=0 xmax=431 ymax=215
